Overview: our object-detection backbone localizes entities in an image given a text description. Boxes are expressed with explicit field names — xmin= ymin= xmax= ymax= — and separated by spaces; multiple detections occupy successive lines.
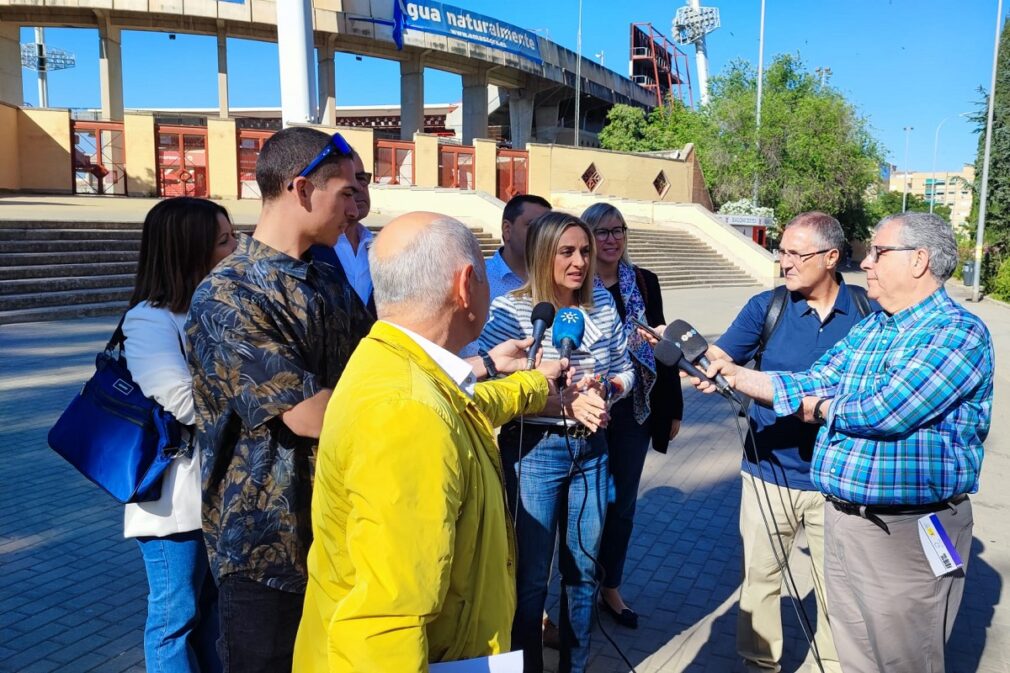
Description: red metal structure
xmin=374 ymin=140 xmax=415 ymax=185
xmin=237 ymin=129 xmax=275 ymax=198
xmin=496 ymin=149 xmax=528 ymax=202
xmin=629 ymin=23 xmax=693 ymax=108
xmin=438 ymin=145 xmax=475 ymax=190
xmin=156 ymin=125 xmax=209 ymax=198
xmin=72 ymin=121 xmax=127 ymax=196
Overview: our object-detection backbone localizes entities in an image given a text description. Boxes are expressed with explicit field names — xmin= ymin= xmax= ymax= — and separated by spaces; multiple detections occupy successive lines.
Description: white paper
xmin=917 ymin=513 xmax=964 ymax=577
xmin=429 ymin=650 xmax=523 ymax=673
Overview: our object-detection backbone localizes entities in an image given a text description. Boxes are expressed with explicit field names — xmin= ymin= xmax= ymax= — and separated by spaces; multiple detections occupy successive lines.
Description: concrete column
xmin=508 ymin=89 xmax=534 ymax=150
xmin=317 ymin=37 xmax=336 ymax=126
xmin=207 ymin=117 xmax=239 ymax=199
xmin=124 ymin=112 xmax=157 ymax=196
xmin=461 ymin=69 xmax=489 ymax=144
xmin=413 ymin=132 xmax=439 ymax=187
xmin=0 ymin=22 xmax=23 ymax=106
xmin=217 ymin=25 xmax=229 ymax=119
xmin=399 ymin=58 xmax=424 ymax=140
xmin=534 ymin=102 xmax=560 ymax=143
xmin=526 ymin=142 xmax=552 ymax=198
xmin=473 ymin=137 xmax=497 ymax=196
xmin=98 ymin=16 xmax=124 ymax=121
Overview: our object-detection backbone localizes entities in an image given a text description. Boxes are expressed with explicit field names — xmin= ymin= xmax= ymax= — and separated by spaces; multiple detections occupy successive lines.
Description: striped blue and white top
xmin=478 ymin=285 xmax=635 ymax=404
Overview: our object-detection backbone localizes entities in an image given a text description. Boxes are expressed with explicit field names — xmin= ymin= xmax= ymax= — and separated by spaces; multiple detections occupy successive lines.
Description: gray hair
xmin=877 ymin=212 xmax=958 ymax=282
xmin=786 ymin=211 xmax=846 ymax=255
xmin=370 ymin=217 xmax=487 ymax=315
xmin=581 ymin=202 xmax=632 ymax=264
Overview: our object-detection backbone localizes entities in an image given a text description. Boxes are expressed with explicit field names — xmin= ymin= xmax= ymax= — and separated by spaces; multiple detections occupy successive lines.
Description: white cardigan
xmin=122 ymin=302 xmax=203 ymax=538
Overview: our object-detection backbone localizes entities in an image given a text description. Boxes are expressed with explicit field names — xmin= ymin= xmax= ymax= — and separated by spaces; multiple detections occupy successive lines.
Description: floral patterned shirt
xmin=187 ymin=234 xmax=373 ymax=592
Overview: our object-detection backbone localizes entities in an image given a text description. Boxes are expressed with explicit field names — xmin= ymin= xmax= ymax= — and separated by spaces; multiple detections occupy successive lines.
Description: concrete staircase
xmin=0 ymin=221 xmax=501 ymax=325
xmin=0 ymin=219 xmax=756 ymax=324
xmin=625 ymin=228 xmax=758 ymax=289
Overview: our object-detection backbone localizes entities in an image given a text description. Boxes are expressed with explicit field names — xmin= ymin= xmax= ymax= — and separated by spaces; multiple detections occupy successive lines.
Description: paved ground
xmin=1 ymin=280 xmax=1007 ymax=673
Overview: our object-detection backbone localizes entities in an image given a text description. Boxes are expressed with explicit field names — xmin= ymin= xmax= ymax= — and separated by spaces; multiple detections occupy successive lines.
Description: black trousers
xmin=217 ymin=575 xmax=303 ymax=673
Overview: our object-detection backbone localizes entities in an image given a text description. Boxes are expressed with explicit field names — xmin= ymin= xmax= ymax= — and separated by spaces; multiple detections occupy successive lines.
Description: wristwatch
xmin=478 ymin=349 xmax=499 ymax=379
xmin=813 ymin=398 xmax=829 ymax=425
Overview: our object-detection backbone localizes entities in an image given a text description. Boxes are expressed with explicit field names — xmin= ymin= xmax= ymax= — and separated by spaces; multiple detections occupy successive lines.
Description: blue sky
xmin=20 ymin=0 xmax=1003 ymax=172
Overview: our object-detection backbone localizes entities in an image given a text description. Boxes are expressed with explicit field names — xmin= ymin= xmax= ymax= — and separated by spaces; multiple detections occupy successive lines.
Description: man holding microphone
xmin=685 ymin=212 xmax=993 ymax=673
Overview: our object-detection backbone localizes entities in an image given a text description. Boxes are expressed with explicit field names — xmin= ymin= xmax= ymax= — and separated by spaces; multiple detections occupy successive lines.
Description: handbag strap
xmin=105 ymin=313 xmax=128 ymax=353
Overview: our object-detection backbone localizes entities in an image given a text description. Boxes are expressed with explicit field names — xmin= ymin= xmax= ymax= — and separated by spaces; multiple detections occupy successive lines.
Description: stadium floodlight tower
xmin=20 ymin=28 xmax=76 ymax=108
xmin=673 ymin=0 xmax=720 ymax=106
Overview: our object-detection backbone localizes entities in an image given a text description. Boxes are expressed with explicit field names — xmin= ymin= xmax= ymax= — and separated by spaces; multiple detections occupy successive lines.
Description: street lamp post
xmin=929 ymin=112 xmax=970 ymax=215
xmin=972 ymin=0 xmax=1004 ymax=303
xmin=573 ymin=0 xmax=583 ymax=148
xmin=752 ymin=0 xmax=766 ymax=206
xmin=901 ymin=126 xmax=913 ymax=212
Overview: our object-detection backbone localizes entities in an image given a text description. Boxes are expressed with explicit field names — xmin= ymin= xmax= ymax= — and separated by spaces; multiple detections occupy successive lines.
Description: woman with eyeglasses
xmin=124 ymin=197 xmax=238 ymax=673
xmin=581 ymin=202 xmax=684 ymax=630
xmin=478 ymin=211 xmax=634 ymax=673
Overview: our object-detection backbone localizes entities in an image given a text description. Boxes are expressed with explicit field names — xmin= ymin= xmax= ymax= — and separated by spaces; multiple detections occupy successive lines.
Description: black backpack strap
xmin=756 ymin=285 xmax=789 ymax=370
xmin=848 ymin=285 xmax=871 ymax=317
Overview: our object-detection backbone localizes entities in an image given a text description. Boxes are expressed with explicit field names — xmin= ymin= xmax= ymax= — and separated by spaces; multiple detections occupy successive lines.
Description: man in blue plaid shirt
xmin=691 ymin=212 xmax=994 ymax=673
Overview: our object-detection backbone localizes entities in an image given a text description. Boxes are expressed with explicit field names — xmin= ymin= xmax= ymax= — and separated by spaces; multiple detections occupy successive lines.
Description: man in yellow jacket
xmin=294 ymin=212 xmax=587 ymax=672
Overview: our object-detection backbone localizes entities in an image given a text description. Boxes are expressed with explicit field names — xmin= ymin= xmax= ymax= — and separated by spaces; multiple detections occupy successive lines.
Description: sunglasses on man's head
xmin=287 ymin=132 xmax=354 ymax=191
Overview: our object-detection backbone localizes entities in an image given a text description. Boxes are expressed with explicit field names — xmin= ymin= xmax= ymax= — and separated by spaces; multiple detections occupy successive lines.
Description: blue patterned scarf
xmin=598 ymin=262 xmax=657 ymax=423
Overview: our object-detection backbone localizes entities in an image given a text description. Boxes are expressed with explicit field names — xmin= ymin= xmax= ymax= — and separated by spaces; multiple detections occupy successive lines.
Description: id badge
xmin=917 ymin=513 xmax=964 ymax=577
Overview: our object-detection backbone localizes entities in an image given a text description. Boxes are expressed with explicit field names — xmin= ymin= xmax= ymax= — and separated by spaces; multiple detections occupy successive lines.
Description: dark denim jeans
xmin=136 ymin=530 xmax=220 ymax=673
xmin=500 ymin=423 xmax=609 ymax=673
xmin=599 ymin=397 xmax=652 ymax=589
xmin=216 ymin=575 xmax=303 ymax=673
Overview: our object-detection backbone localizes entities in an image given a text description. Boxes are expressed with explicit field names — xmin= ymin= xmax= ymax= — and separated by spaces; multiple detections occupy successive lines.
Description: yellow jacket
xmin=294 ymin=321 xmax=548 ymax=673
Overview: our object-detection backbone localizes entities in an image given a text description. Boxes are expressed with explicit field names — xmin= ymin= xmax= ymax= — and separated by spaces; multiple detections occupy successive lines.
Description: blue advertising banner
xmin=393 ymin=0 xmax=541 ymax=64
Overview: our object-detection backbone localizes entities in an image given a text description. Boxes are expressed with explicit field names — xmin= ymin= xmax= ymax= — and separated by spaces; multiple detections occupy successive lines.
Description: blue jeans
xmin=136 ymin=530 xmax=220 ymax=673
xmin=500 ymin=423 xmax=609 ymax=673
xmin=599 ymin=397 xmax=652 ymax=589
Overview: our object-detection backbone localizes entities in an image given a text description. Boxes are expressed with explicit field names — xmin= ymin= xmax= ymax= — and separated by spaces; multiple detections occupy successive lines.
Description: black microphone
xmin=654 ymin=339 xmax=710 ymax=381
xmin=527 ymin=302 xmax=556 ymax=370
xmin=662 ymin=321 xmax=737 ymax=400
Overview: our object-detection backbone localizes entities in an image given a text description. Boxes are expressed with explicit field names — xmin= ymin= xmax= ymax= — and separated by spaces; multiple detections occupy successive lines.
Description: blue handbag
xmin=48 ymin=315 xmax=188 ymax=504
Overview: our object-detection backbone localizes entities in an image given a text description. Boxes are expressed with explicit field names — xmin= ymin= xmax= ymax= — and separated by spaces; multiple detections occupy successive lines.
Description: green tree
xmin=865 ymin=191 xmax=951 ymax=223
xmin=966 ymin=16 xmax=1010 ymax=298
xmin=600 ymin=54 xmax=884 ymax=241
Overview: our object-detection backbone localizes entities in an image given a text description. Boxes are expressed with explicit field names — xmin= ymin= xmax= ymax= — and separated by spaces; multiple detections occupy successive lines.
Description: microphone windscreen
xmin=531 ymin=302 xmax=556 ymax=326
xmin=654 ymin=339 xmax=686 ymax=368
xmin=551 ymin=308 xmax=585 ymax=350
xmin=666 ymin=319 xmax=709 ymax=362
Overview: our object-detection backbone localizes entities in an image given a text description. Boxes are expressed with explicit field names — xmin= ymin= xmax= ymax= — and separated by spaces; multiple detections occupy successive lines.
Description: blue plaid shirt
xmin=768 ymin=287 xmax=993 ymax=505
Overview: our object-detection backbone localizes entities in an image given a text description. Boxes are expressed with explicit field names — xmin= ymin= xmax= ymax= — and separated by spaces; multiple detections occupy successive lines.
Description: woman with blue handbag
xmin=123 ymin=197 xmax=237 ymax=673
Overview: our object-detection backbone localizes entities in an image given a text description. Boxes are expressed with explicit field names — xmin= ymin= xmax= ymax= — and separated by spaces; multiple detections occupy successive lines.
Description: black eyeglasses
xmin=867 ymin=245 xmax=918 ymax=261
xmin=287 ymin=132 xmax=354 ymax=190
xmin=775 ymin=248 xmax=832 ymax=263
xmin=594 ymin=226 xmax=627 ymax=241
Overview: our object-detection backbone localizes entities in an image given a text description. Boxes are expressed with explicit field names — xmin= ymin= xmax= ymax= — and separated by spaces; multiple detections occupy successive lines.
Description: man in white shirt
xmin=460 ymin=194 xmax=551 ymax=358
xmin=333 ymin=151 xmax=376 ymax=314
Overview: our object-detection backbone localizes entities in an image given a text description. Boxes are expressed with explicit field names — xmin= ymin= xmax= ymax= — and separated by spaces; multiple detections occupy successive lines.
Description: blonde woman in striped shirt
xmin=478 ymin=211 xmax=633 ymax=673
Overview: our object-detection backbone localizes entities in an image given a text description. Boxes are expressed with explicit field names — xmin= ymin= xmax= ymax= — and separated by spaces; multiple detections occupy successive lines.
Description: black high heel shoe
xmin=599 ymin=598 xmax=639 ymax=629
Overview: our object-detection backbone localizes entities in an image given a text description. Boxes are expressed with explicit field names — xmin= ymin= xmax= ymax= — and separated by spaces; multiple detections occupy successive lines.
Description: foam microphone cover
xmin=667 ymin=319 xmax=710 ymax=364
xmin=551 ymin=307 xmax=585 ymax=351
xmin=531 ymin=302 xmax=556 ymax=328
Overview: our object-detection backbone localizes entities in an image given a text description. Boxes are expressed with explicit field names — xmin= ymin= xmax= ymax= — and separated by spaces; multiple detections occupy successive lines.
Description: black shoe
xmin=599 ymin=599 xmax=639 ymax=629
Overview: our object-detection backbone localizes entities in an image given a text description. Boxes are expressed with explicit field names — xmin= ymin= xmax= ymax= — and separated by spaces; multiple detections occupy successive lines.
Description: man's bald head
xmin=370 ymin=211 xmax=487 ymax=317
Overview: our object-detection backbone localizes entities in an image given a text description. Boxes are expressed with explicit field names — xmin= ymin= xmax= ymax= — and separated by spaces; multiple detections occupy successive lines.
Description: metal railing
xmin=438 ymin=145 xmax=475 ymax=190
xmin=156 ymin=125 xmax=209 ymax=198
xmin=374 ymin=140 xmax=415 ymax=186
xmin=72 ymin=121 xmax=127 ymax=196
xmin=496 ymin=149 xmax=529 ymax=201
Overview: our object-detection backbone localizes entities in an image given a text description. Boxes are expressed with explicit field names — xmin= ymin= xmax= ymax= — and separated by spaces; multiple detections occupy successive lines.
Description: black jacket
xmin=605 ymin=267 xmax=685 ymax=453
